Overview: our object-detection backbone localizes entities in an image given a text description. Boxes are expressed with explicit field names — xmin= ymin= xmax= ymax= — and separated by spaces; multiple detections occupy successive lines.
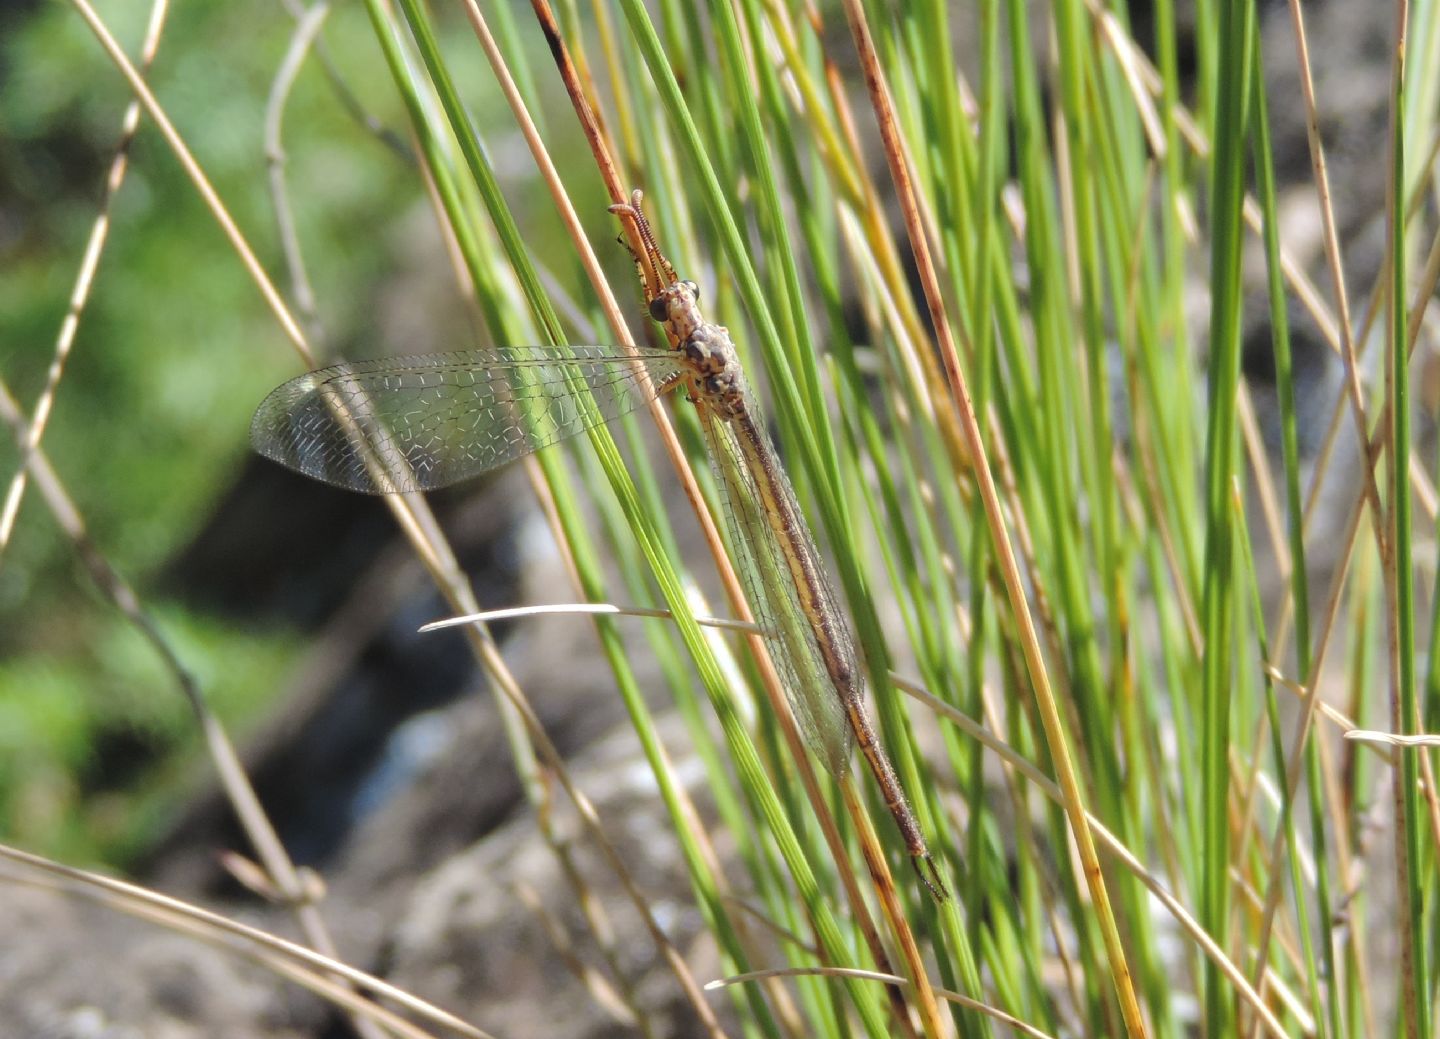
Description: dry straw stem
xmin=1113 ymin=9 xmax=1440 ymax=601
xmin=55 ymin=5 xmax=481 ymax=1036
xmin=708 ymin=966 xmax=1061 ymax=1039
xmin=513 ymin=881 xmax=642 ymax=1031
xmin=68 ymin=0 xmax=719 ymax=1033
xmin=837 ymin=0 xmax=1146 ymax=1034
xmin=13 ymin=9 xmax=400 ymax=1031
xmin=1260 ymin=200 xmax=1440 ymax=846
xmin=0 ymin=0 xmax=170 ymax=555
xmin=1347 ymin=729 xmax=1440 ymax=747
xmin=0 ymin=844 xmax=490 ymax=1039
xmin=422 ymin=602 xmax=761 ymax=635
xmin=515 ymin=8 xmax=944 ymax=1035
xmin=891 ymin=676 xmax=1290 ymax=1039
xmin=1243 ymin=179 xmax=1440 ymax=1032
xmin=1100 ymin=3 xmax=1435 ymax=1025
xmin=1284 ymin=0 xmax=1387 ymax=545
xmin=0 ymin=188 xmax=399 ymax=1039
xmin=444 ymin=6 xmax=807 ymax=1036
xmin=265 ymin=2 xmax=331 ymax=343
xmin=1099 ymin=0 xmax=1440 ymax=561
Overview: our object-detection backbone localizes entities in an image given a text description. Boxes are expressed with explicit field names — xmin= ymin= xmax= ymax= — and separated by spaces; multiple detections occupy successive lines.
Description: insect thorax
xmin=681 ymin=325 xmax=746 ymax=419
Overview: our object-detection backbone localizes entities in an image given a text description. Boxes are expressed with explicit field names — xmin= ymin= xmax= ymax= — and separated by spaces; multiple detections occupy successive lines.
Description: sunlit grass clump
xmin=4 ymin=0 xmax=1439 ymax=1036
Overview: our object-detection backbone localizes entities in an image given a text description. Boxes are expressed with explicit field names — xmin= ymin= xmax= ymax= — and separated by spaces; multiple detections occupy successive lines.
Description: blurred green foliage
xmin=0 ymin=2 xmax=473 ymax=863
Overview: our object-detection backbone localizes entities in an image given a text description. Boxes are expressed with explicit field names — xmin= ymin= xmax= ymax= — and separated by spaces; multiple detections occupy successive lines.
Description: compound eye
xmin=648 ymin=296 xmax=669 ymax=322
xmin=682 ymin=279 xmax=700 ymax=301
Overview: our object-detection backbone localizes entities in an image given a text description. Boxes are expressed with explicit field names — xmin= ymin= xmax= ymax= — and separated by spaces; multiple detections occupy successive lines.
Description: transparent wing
xmin=250 ymin=347 xmax=687 ymax=494
xmin=697 ymin=392 xmax=857 ymax=777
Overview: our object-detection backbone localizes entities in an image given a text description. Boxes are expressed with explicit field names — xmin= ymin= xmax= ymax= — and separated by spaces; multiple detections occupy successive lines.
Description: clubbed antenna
xmin=609 ymin=190 xmax=677 ymax=294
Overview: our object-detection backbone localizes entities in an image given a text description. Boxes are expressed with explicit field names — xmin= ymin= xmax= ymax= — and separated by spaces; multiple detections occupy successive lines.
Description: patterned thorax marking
xmin=655 ymin=281 xmax=746 ymax=420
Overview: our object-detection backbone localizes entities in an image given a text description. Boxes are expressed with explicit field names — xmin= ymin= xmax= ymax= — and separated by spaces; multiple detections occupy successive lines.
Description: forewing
xmin=697 ymin=401 xmax=856 ymax=777
xmin=250 ymin=347 xmax=685 ymax=493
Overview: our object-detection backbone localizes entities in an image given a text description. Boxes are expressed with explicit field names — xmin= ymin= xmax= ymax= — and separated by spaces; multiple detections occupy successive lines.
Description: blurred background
xmin=2 ymin=0 xmax=598 ymax=867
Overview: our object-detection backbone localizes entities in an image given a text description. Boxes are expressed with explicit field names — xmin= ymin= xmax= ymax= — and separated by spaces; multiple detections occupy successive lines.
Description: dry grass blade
xmin=0 ymin=844 xmax=491 ymax=1038
xmin=0 ymin=0 xmax=170 ymax=556
xmin=707 ymin=966 xmax=1059 ymax=1039
xmin=420 ymin=602 xmax=760 ymax=635
xmin=890 ymin=675 xmax=1291 ymax=1039
xmin=1346 ymin=729 xmax=1440 ymax=747
xmin=264 ymin=1 xmax=330 ymax=344
xmin=522 ymin=8 xmax=934 ymax=1026
xmin=62 ymin=3 xmax=698 ymax=1035
xmin=1283 ymin=0 xmax=1386 ymax=556
xmin=513 ymin=882 xmax=643 ymax=1032
xmin=836 ymin=0 xmax=1146 ymax=1032
xmin=0 ymin=373 xmax=389 ymax=1039
xmin=66 ymin=0 xmax=309 ymax=360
